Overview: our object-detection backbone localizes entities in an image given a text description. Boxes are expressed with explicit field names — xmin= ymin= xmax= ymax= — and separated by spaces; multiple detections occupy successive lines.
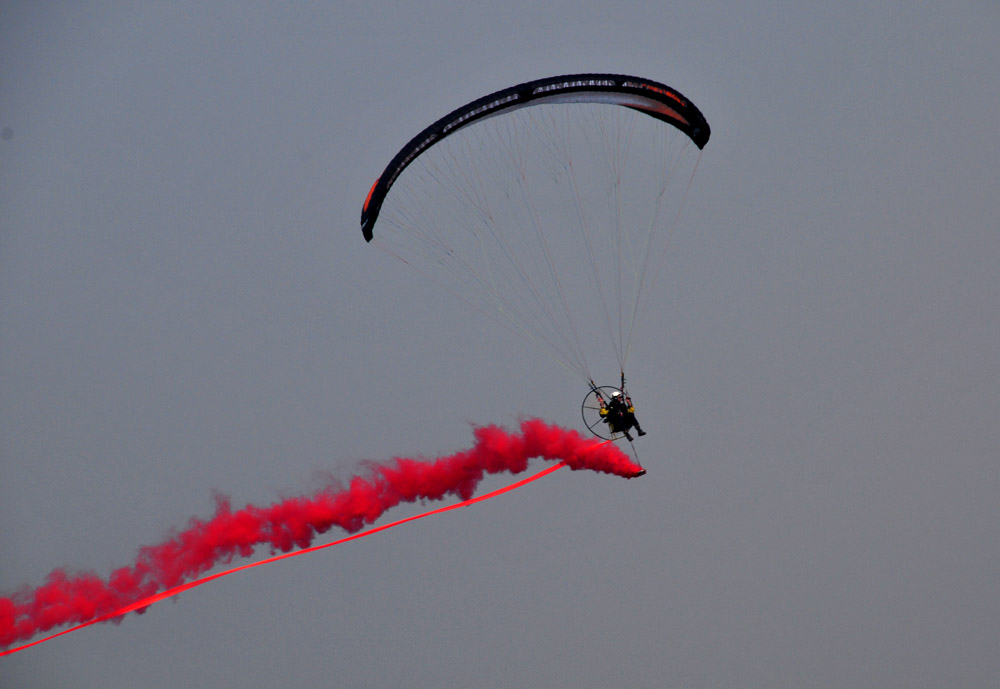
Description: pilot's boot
xmin=636 ymin=425 xmax=646 ymax=436
xmin=623 ymin=430 xmax=634 ymax=442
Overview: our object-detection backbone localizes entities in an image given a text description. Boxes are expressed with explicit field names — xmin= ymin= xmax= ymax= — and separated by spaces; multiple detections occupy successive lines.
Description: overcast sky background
xmin=2 ymin=2 xmax=998 ymax=687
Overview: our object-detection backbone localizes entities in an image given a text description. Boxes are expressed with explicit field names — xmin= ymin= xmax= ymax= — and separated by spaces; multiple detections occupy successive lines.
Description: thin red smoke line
xmin=1 ymin=461 xmax=568 ymax=657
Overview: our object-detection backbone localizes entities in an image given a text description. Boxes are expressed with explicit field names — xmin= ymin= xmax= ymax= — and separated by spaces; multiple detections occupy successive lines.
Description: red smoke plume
xmin=1 ymin=420 xmax=641 ymax=653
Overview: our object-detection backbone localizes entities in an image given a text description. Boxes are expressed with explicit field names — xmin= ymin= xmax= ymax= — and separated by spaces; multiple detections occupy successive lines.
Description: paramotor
xmin=360 ymin=73 xmax=709 ymax=438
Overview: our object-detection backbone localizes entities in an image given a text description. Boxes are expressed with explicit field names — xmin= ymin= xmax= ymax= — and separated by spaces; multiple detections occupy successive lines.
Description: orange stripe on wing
xmin=362 ymin=178 xmax=380 ymax=212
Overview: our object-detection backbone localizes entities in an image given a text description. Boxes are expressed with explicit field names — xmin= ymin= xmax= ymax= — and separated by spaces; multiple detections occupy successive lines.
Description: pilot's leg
xmin=633 ymin=416 xmax=646 ymax=436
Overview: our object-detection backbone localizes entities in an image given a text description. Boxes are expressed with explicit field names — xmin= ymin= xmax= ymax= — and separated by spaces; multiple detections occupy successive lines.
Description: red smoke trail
xmin=1 ymin=419 xmax=642 ymax=655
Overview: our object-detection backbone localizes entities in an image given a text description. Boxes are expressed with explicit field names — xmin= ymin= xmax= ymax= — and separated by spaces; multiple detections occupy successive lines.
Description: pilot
xmin=600 ymin=390 xmax=646 ymax=441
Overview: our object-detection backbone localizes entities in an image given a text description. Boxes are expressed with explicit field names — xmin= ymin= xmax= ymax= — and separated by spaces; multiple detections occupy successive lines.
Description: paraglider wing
xmin=361 ymin=73 xmax=710 ymax=241
xmin=359 ymin=72 xmax=709 ymax=386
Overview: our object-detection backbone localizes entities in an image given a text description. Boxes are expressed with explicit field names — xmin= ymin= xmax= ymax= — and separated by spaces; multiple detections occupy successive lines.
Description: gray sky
xmin=2 ymin=2 xmax=998 ymax=687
